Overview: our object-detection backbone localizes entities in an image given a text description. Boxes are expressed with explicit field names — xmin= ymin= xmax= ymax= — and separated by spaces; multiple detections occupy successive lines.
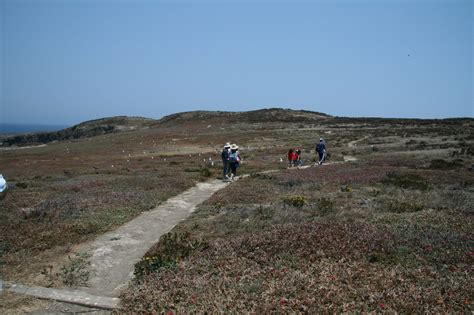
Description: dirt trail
xmin=347 ymin=136 xmax=369 ymax=148
xmin=343 ymin=136 xmax=367 ymax=162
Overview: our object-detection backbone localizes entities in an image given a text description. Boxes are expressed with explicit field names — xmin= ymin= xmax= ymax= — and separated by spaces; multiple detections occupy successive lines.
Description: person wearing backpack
xmin=228 ymin=144 xmax=241 ymax=180
xmin=221 ymin=143 xmax=231 ymax=180
xmin=316 ymin=138 xmax=326 ymax=165
xmin=295 ymin=149 xmax=302 ymax=167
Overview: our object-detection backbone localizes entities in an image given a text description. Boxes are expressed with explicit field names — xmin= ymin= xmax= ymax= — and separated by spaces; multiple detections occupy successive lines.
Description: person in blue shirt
xmin=221 ymin=143 xmax=231 ymax=180
xmin=315 ymin=138 xmax=326 ymax=165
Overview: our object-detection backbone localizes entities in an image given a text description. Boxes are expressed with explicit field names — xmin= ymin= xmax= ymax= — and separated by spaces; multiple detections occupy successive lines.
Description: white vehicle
xmin=0 ymin=174 xmax=7 ymax=199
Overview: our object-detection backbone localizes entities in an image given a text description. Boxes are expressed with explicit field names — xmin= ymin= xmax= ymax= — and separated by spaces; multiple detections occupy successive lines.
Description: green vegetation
xmin=134 ymin=232 xmax=207 ymax=278
xmin=57 ymin=253 xmax=91 ymax=286
xmin=283 ymin=195 xmax=306 ymax=207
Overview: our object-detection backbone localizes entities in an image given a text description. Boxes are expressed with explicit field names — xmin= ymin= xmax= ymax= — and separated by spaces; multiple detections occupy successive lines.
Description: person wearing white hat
xmin=221 ymin=143 xmax=231 ymax=180
xmin=228 ymin=144 xmax=241 ymax=180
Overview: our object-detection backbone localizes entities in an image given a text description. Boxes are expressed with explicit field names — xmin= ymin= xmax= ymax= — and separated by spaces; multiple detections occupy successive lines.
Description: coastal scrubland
xmin=0 ymin=109 xmax=472 ymax=312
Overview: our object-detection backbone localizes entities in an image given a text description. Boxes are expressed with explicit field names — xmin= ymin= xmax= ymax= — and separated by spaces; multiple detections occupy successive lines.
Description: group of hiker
xmin=287 ymin=148 xmax=303 ymax=167
xmin=287 ymin=138 xmax=327 ymax=167
xmin=220 ymin=138 xmax=327 ymax=181
xmin=220 ymin=143 xmax=242 ymax=181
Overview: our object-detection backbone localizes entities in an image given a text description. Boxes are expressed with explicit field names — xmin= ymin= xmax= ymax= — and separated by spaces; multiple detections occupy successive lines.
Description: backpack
xmin=316 ymin=143 xmax=325 ymax=154
xmin=221 ymin=149 xmax=230 ymax=161
xmin=229 ymin=152 xmax=239 ymax=163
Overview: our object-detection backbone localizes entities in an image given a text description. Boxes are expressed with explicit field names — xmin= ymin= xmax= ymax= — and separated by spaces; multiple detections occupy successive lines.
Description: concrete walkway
xmin=6 ymin=283 xmax=119 ymax=310
xmin=79 ymin=179 xmax=229 ymax=297
xmin=4 ymin=179 xmax=229 ymax=309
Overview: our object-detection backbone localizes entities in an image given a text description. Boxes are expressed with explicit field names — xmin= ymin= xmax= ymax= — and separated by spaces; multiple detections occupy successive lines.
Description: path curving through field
xmin=347 ymin=136 xmax=369 ymax=148
xmin=5 ymin=140 xmax=365 ymax=309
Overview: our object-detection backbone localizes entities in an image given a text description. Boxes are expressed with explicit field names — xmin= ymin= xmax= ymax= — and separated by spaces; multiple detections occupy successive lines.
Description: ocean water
xmin=0 ymin=123 xmax=69 ymax=135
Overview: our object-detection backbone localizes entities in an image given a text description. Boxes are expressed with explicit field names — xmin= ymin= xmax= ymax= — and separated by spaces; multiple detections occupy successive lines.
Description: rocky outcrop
xmin=1 ymin=116 xmax=155 ymax=147
xmin=1 ymin=125 xmax=116 ymax=146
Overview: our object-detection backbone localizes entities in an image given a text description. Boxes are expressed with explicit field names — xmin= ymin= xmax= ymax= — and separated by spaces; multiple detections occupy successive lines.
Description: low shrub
xmin=428 ymin=159 xmax=463 ymax=170
xmin=58 ymin=252 xmax=91 ymax=286
xmin=340 ymin=185 xmax=353 ymax=192
xmin=283 ymin=195 xmax=306 ymax=208
xmin=134 ymin=232 xmax=207 ymax=279
xmin=256 ymin=205 xmax=274 ymax=220
xmin=280 ymin=179 xmax=304 ymax=187
xmin=318 ymin=197 xmax=335 ymax=215
xmin=249 ymin=173 xmax=275 ymax=180
xmin=386 ymin=200 xmax=424 ymax=213
xmin=200 ymin=167 xmax=212 ymax=177
xmin=382 ymin=172 xmax=429 ymax=190
xmin=367 ymin=245 xmax=412 ymax=265
xmin=134 ymin=255 xmax=177 ymax=279
xmin=16 ymin=182 xmax=28 ymax=189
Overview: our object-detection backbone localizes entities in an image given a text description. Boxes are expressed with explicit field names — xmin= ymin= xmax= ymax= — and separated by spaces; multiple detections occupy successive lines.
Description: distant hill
xmin=1 ymin=116 xmax=155 ymax=147
xmin=0 ymin=109 xmax=332 ymax=146
xmin=157 ymin=108 xmax=331 ymax=125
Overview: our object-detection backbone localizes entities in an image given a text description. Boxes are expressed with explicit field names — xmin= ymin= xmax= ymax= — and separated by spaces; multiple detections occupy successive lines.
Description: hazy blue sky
xmin=1 ymin=0 xmax=472 ymax=125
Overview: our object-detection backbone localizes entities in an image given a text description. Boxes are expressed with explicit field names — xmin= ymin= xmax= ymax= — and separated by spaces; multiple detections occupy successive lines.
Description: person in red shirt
xmin=287 ymin=149 xmax=298 ymax=167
